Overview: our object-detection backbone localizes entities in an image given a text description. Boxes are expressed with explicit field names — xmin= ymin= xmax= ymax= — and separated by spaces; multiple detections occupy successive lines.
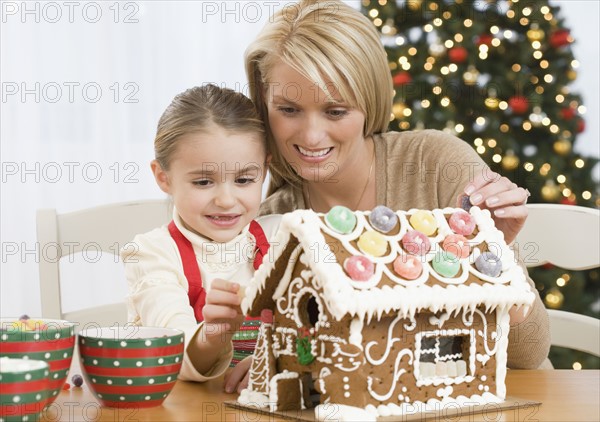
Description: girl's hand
xmin=202 ymin=279 xmax=244 ymax=344
xmin=459 ymin=169 xmax=530 ymax=244
xmin=224 ymin=355 xmax=253 ymax=393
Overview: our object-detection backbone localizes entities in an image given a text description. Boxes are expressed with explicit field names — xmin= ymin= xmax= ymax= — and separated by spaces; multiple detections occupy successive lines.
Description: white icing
xmin=429 ymin=312 xmax=450 ymax=327
xmin=365 ymin=392 xmax=502 ymax=417
xmin=349 ymin=317 xmax=363 ymax=346
xmin=237 ymin=389 xmax=270 ymax=408
xmin=367 ymin=349 xmax=412 ymax=401
xmin=436 ymin=385 xmax=453 ymax=398
xmin=332 ymin=343 xmax=362 ymax=372
xmin=247 ymin=321 xmax=273 ymax=394
xmin=365 ymin=313 xmax=407 ymax=365
xmin=495 ymin=308 xmax=511 ymax=399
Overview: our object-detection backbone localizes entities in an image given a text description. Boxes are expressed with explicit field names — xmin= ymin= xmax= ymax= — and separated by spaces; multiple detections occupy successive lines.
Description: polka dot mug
xmin=0 ymin=318 xmax=76 ymax=406
xmin=77 ymin=326 xmax=184 ymax=408
xmin=0 ymin=357 xmax=51 ymax=421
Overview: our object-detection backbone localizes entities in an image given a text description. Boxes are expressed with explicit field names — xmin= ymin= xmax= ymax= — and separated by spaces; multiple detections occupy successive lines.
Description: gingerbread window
xmin=416 ymin=331 xmax=472 ymax=380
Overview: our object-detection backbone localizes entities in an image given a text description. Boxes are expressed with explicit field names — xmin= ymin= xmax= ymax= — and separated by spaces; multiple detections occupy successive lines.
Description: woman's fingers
xmin=492 ymin=204 xmax=529 ymax=220
xmin=481 ymin=186 xmax=531 ymax=209
xmin=464 ymin=168 xmax=501 ymax=196
xmin=467 ymin=175 xmax=513 ymax=207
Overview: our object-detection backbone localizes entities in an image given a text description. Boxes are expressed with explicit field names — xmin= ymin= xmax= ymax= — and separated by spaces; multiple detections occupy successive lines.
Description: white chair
xmin=36 ymin=199 xmax=171 ymax=331
xmin=515 ymin=203 xmax=600 ymax=357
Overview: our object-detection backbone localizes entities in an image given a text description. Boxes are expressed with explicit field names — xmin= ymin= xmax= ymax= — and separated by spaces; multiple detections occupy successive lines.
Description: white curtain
xmin=1 ymin=1 xmax=597 ymax=317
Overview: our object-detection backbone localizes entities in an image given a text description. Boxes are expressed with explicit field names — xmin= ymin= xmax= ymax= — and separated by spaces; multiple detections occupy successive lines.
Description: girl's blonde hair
xmin=154 ymin=84 xmax=265 ymax=170
xmin=244 ymin=0 xmax=393 ymax=194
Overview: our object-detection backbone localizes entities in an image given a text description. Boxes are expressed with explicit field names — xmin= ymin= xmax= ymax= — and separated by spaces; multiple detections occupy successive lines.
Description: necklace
xmin=305 ymin=139 xmax=375 ymax=212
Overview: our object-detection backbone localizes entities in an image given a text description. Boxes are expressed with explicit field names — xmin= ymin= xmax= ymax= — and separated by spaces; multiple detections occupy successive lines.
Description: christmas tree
xmin=362 ymin=0 xmax=599 ymax=369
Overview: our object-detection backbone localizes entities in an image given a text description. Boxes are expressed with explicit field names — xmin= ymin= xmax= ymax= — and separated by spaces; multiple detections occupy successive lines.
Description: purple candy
xmin=460 ymin=195 xmax=473 ymax=211
xmin=71 ymin=374 xmax=84 ymax=387
xmin=475 ymin=252 xmax=502 ymax=277
xmin=369 ymin=206 xmax=398 ymax=233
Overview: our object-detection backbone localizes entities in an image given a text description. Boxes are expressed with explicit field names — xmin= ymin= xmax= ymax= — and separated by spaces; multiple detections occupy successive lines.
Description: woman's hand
xmin=202 ymin=279 xmax=244 ymax=344
xmin=460 ymin=169 xmax=530 ymax=244
xmin=224 ymin=355 xmax=253 ymax=393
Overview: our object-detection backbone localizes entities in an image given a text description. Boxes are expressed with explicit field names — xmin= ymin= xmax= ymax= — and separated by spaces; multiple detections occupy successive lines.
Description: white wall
xmin=1 ymin=1 xmax=598 ymax=317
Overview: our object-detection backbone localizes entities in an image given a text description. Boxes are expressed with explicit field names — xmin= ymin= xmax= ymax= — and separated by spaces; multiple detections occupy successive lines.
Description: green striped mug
xmin=0 ymin=318 xmax=75 ymax=405
xmin=0 ymin=357 xmax=51 ymax=422
xmin=78 ymin=326 xmax=184 ymax=408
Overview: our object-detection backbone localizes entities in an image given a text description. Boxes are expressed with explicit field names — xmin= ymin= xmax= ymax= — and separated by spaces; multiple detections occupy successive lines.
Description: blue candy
xmin=369 ymin=205 xmax=398 ymax=233
xmin=475 ymin=252 xmax=502 ymax=277
xmin=460 ymin=195 xmax=473 ymax=211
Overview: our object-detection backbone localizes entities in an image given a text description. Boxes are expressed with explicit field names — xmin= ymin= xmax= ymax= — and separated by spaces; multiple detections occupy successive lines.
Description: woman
xmin=243 ymin=0 xmax=549 ymax=370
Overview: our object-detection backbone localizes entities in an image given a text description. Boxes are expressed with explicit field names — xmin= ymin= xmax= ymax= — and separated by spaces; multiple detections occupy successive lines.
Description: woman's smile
xmin=295 ymin=145 xmax=334 ymax=161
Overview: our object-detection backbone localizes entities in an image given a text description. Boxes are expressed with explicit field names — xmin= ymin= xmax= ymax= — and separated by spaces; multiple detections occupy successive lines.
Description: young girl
xmin=121 ymin=84 xmax=279 ymax=386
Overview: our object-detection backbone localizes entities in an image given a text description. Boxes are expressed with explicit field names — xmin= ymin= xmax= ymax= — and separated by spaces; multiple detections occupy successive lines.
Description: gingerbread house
xmin=239 ymin=206 xmax=534 ymax=420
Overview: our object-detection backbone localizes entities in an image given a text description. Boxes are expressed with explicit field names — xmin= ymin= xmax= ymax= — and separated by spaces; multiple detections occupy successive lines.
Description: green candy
xmin=325 ymin=205 xmax=357 ymax=234
xmin=432 ymin=251 xmax=461 ymax=277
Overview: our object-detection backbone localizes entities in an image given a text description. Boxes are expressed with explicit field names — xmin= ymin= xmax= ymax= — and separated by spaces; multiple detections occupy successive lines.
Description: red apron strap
xmin=168 ymin=221 xmax=205 ymax=322
xmin=249 ymin=220 xmax=270 ymax=270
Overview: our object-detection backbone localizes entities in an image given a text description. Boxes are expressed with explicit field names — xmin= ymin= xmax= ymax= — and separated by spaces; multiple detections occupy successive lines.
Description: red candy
xmin=393 ymin=254 xmax=423 ymax=280
xmin=401 ymin=230 xmax=431 ymax=256
xmin=442 ymin=234 xmax=471 ymax=259
xmin=448 ymin=210 xmax=476 ymax=236
xmin=343 ymin=256 xmax=375 ymax=281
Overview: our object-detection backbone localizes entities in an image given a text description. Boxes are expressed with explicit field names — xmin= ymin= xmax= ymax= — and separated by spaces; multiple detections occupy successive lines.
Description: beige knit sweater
xmin=260 ymin=129 xmax=550 ymax=369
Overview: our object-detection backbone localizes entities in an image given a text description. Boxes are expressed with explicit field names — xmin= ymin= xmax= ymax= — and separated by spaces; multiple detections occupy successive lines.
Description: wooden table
xmin=40 ymin=370 xmax=599 ymax=421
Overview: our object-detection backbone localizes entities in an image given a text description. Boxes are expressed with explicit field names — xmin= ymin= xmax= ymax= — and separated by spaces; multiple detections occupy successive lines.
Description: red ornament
xmin=508 ymin=96 xmax=529 ymax=114
xmin=393 ymin=71 xmax=412 ymax=86
xmin=560 ymin=197 xmax=577 ymax=206
xmin=448 ymin=46 xmax=468 ymax=63
xmin=549 ymin=29 xmax=572 ymax=48
xmin=542 ymin=263 xmax=555 ymax=270
xmin=577 ymin=119 xmax=586 ymax=133
xmin=476 ymin=34 xmax=493 ymax=47
xmin=560 ymin=107 xmax=576 ymax=121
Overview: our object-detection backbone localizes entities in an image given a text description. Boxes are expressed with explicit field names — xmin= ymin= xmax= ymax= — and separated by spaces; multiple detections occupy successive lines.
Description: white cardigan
xmin=121 ymin=208 xmax=281 ymax=381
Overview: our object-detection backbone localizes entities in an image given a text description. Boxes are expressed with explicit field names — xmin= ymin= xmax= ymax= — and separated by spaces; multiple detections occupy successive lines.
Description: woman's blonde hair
xmin=154 ymin=84 xmax=265 ymax=170
xmin=245 ymin=0 xmax=392 ymax=194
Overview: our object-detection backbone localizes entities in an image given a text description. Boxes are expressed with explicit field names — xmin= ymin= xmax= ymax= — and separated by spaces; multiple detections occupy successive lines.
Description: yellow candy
xmin=8 ymin=319 xmax=46 ymax=331
xmin=409 ymin=210 xmax=437 ymax=236
xmin=357 ymin=230 xmax=388 ymax=257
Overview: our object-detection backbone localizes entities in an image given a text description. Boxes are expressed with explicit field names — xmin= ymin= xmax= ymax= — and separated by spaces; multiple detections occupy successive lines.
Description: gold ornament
xmin=408 ymin=0 xmax=423 ymax=11
xmin=392 ymin=102 xmax=407 ymax=119
xmin=544 ymin=288 xmax=564 ymax=309
xmin=567 ymin=70 xmax=577 ymax=80
xmin=502 ymin=151 xmax=519 ymax=170
xmin=485 ymin=97 xmax=499 ymax=110
xmin=527 ymin=28 xmax=545 ymax=42
xmin=541 ymin=180 xmax=560 ymax=201
xmin=553 ymin=138 xmax=572 ymax=155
